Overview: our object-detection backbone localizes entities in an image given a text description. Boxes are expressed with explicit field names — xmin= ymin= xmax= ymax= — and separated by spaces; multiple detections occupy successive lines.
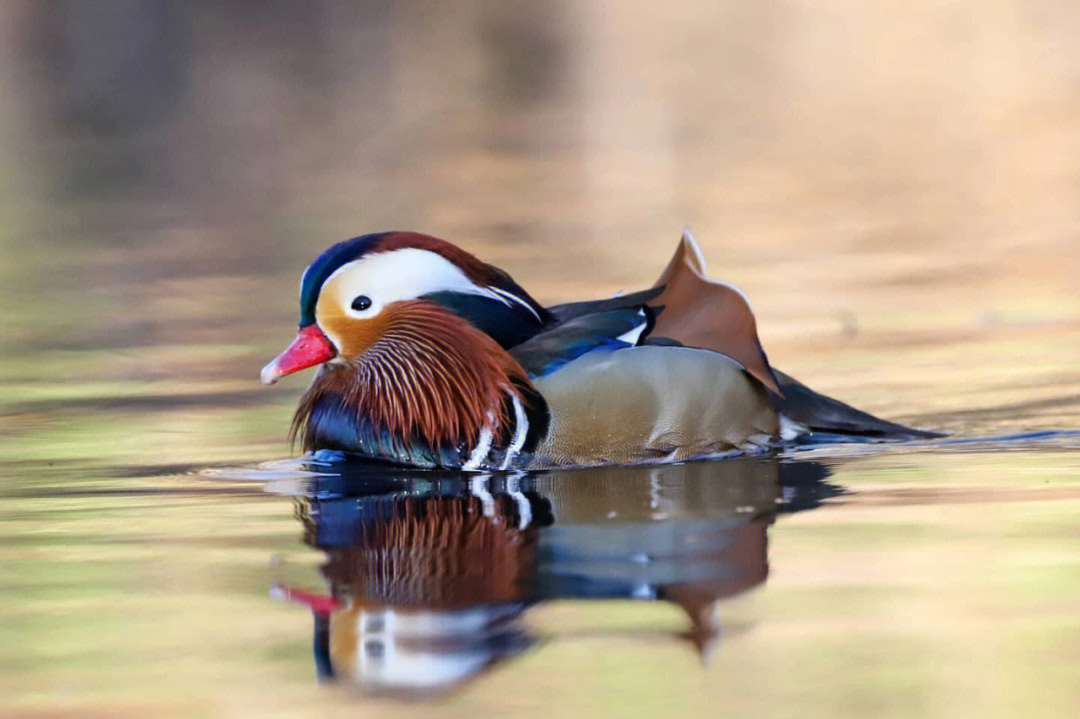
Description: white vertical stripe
xmin=469 ymin=475 xmax=496 ymax=517
xmin=505 ymin=472 xmax=532 ymax=530
xmin=462 ymin=426 xmax=494 ymax=470
xmin=499 ymin=395 xmax=529 ymax=470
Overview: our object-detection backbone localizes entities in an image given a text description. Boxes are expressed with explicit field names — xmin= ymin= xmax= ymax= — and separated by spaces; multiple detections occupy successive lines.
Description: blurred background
xmin=2 ymin=2 xmax=1080 ymax=718
xmin=3 ymin=0 xmax=1079 ymax=465
xmin=4 ymin=0 xmax=1080 ymax=453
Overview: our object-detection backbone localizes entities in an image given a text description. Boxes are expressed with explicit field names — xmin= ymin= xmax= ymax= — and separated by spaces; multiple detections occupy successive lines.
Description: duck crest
xmin=298 ymin=231 xmax=548 ymax=332
xmin=291 ymin=300 xmax=540 ymax=466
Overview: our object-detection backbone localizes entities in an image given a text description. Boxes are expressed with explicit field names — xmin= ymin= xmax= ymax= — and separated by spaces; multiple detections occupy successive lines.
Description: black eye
xmin=351 ymin=295 xmax=372 ymax=312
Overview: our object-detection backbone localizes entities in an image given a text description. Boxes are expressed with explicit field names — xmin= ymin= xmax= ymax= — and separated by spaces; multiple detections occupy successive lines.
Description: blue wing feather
xmin=510 ymin=308 xmax=651 ymax=378
xmin=546 ymin=287 xmax=663 ymax=323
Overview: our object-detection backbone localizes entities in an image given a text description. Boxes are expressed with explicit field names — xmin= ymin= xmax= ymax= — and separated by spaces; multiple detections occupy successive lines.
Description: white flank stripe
xmin=463 ymin=426 xmax=494 ymax=470
xmin=499 ymin=394 xmax=529 ymax=470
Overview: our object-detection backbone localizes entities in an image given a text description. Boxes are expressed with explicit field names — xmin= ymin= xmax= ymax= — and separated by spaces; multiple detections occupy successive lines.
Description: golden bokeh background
xmin=1 ymin=3 xmax=1079 ymax=718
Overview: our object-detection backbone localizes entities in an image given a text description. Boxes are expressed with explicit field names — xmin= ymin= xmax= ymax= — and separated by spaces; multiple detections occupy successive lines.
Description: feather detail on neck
xmin=291 ymin=300 xmax=533 ymax=453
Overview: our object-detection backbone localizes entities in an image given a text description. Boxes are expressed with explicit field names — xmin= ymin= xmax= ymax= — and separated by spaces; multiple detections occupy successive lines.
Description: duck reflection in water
xmin=272 ymin=455 xmax=836 ymax=695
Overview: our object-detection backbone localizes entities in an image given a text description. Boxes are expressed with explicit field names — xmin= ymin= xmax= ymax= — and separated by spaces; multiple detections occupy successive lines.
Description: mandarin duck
xmin=261 ymin=230 xmax=935 ymax=469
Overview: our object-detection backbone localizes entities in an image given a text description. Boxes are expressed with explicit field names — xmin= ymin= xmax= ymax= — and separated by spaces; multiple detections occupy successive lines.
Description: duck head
xmin=261 ymin=232 xmax=549 ymax=463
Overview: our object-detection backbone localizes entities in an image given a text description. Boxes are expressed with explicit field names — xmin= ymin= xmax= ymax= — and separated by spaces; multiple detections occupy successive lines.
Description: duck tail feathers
xmin=771 ymin=369 xmax=943 ymax=440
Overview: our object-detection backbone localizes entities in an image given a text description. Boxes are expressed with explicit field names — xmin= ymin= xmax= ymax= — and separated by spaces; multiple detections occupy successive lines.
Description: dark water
xmin=3 ymin=2 xmax=1080 ymax=718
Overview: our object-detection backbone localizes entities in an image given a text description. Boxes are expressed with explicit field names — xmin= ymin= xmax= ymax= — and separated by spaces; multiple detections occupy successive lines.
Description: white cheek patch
xmin=319 ymin=248 xmax=525 ymax=320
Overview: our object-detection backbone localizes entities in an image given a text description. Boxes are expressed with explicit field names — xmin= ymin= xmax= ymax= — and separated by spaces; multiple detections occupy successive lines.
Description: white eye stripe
xmin=320 ymin=248 xmax=531 ymax=318
xmin=499 ymin=394 xmax=529 ymax=470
